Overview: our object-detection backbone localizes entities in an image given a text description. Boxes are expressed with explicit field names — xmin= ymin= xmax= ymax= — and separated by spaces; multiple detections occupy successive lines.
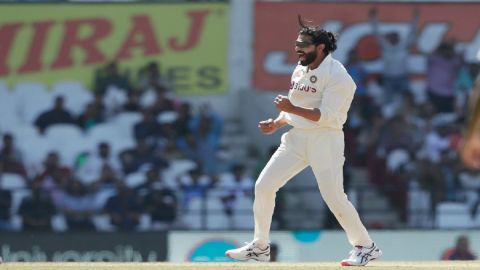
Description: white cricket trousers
xmin=253 ymin=127 xmax=373 ymax=247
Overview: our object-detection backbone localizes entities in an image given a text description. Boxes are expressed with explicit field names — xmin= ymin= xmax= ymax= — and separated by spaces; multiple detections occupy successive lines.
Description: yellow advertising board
xmin=0 ymin=4 xmax=229 ymax=95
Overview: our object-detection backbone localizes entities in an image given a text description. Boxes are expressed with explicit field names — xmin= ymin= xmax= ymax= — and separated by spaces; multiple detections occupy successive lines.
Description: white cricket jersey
xmin=284 ymin=54 xmax=356 ymax=130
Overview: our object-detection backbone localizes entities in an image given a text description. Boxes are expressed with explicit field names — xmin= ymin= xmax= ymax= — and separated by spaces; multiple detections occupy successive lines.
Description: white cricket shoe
xmin=225 ymin=241 xmax=270 ymax=262
xmin=341 ymin=243 xmax=382 ymax=266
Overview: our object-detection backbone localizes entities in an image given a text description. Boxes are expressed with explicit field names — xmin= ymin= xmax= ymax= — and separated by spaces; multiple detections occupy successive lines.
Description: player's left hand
xmin=274 ymin=95 xmax=295 ymax=113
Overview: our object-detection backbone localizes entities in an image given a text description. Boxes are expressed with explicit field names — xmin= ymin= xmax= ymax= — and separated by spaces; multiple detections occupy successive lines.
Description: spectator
xmin=119 ymin=150 xmax=138 ymax=176
xmin=77 ymin=102 xmax=104 ymax=131
xmin=441 ymin=235 xmax=477 ymax=260
xmin=426 ymin=41 xmax=463 ymax=113
xmin=149 ymin=91 xmax=176 ymax=117
xmin=88 ymin=162 xmax=122 ymax=213
xmin=36 ymin=151 xmax=71 ymax=206
xmin=122 ymin=91 xmax=142 ymax=112
xmin=59 ymin=181 xmax=96 ymax=231
xmin=140 ymin=168 xmax=178 ymax=230
xmin=18 ymin=181 xmax=56 ymax=232
xmin=376 ymin=115 xmax=417 ymax=159
xmin=182 ymin=104 xmax=223 ymax=174
xmin=161 ymin=138 xmax=184 ymax=162
xmin=158 ymin=111 xmax=179 ymax=141
xmin=217 ymin=164 xmax=254 ymax=215
xmin=76 ymin=142 xmax=121 ymax=185
xmin=0 ymin=187 xmax=12 ymax=231
xmin=92 ymin=164 xmax=120 ymax=188
xmin=124 ymin=138 xmax=168 ymax=173
xmin=137 ymin=61 xmax=171 ymax=93
xmin=137 ymin=167 xmax=167 ymax=192
xmin=416 ymin=158 xmax=445 ymax=216
xmin=346 ymin=48 xmax=368 ymax=99
xmin=369 ymin=7 xmax=419 ymax=103
xmin=34 ymin=96 xmax=75 ymax=134
xmin=438 ymin=150 xmax=459 ymax=202
xmin=105 ymin=182 xmax=143 ymax=231
xmin=175 ymin=102 xmax=193 ymax=137
xmin=94 ymin=61 xmax=130 ymax=96
xmin=92 ymin=92 xmax=107 ymax=118
xmin=0 ymin=133 xmax=27 ymax=177
xmin=421 ymin=120 xmax=453 ymax=163
xmin=144 ymin=188 xmax=178 ymax=230
xmin=177 ymin=167 xmax=214 ymax=209
xmin=177 ymin=134 xmax=201 ymax=162
xmin=134 ymin=109 xmax=162 ymax=146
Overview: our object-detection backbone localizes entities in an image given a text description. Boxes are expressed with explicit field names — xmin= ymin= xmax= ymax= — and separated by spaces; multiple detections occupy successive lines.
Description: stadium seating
xmin=473 ymin=205 xmax=480 ymax=228
xmin=44 ymin=124 xmax=85 ymax=164
xmin=8 ymin=124 xmax=40 ymax=142
xmin=52 ymin=81 xmax=93 ymax=116
xmin=112 ymin=112 xmax=142 ymax=138
xmin=0 ymin=98 xmax=20 ymax=133
xmin=125 ymin=172 xmax=147 ymax=188
xmin=17 ymin=135 xmax=54 ymax=174
xmin=0 ymin=172 xmax=25 ymax=190
xmin=181 ymin=197 xmax=203 ymax=230
xmin=205 ymin=196 xmax=229 ymax=230
xmin=12 ymin=81 xmax=52 ymax=124
xmin=51 ymin=214 xmax=68 ymax=232
xmin=104 ymin=86 xmax=128 ymax=113
xmin=232 ymin=196 xmax=254 ymax=229
xmin=435 ymin=202 xmax=473 ymax=229
xmin=85 ymin=123 xmax=135 ymax=157
xmin=92 ymin=214 xmax=116 ymax=232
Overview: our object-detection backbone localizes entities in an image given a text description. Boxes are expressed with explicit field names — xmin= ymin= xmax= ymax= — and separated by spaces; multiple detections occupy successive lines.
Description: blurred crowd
xmin=0 ymin=61 xmax=255 ymax=232
xmin=342 ymin=8 xmax=480 ymax=228
xmin=1 ymin=7 xmax=480 ymax=232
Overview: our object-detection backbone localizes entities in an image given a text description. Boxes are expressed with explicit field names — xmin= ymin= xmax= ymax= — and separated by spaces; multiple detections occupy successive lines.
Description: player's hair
xmin=297 ymin=14 xmax=337 ymax=55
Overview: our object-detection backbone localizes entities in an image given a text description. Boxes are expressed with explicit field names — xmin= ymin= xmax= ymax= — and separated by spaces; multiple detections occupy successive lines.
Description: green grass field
xmin=1 ymin=262 xmax=480 ymax=270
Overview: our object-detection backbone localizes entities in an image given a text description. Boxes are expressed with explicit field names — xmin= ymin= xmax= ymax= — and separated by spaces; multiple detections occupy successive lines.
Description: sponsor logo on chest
xmin=290 ymin=70 xmax=318 ymax=93
xmin=290 ymin=81 xmax=317 ymax=93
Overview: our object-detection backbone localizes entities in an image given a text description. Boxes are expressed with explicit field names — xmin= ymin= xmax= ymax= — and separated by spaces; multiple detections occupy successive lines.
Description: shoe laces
xmin=348 ymin=245 xmax=365 ymax=256
xmin=349 ymin=244 xmax=375 ymax=263
xmin=242 ymin=241 xmax=256 ymax=251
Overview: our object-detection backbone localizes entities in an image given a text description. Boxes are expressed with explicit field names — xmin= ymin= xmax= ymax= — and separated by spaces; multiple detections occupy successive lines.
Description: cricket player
xmin=226 ymin=16 xmax=382 ymax=266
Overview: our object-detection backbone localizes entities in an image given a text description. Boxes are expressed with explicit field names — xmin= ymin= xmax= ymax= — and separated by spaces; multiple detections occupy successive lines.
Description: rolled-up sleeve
xmin=317 ymin=74 xmax=356 ymax=127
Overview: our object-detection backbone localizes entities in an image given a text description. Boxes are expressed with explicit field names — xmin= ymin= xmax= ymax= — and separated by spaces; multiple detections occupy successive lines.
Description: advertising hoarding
xmin=253 ymin=2 xmax=480 ymax=91
xmin=0 ymin=4 xmax=229 ymax=95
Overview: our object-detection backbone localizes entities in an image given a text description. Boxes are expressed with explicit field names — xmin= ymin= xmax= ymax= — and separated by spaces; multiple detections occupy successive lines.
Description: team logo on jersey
xmin=294 ymin=69 xmax=304 ymax=78
xmin=310 ymin=75 xmax=317 ymax=83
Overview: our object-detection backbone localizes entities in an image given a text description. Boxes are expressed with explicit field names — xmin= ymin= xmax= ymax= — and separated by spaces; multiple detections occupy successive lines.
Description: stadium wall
xmin=169 ymin=230 xmax=480 ymax=262
xmin=2 ymin=230 xmax=478 ymax=262
xmin=0 ymin=232 xmax=167 ymax=262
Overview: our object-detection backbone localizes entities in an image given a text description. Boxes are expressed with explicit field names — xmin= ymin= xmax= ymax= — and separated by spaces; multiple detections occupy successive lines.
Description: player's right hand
xmin=258 ymin=118 xmax=277 ymax=135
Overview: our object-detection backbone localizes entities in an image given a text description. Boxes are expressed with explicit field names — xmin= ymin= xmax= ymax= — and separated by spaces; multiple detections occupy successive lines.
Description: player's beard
xmin=299 ymin=51 xmax=317 ymax=66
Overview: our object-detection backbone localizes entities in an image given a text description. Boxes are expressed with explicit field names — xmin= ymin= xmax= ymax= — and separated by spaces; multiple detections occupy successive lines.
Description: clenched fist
xmin=258 ymin=118 xmax=278 ymax=135
xmin=274 ymin=95 xmax=295 ymax=113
